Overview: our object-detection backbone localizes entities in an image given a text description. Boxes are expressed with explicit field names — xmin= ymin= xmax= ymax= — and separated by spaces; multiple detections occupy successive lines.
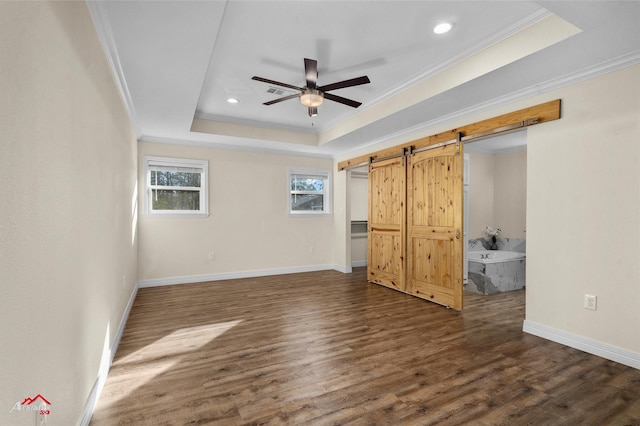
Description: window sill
xmin=288 ymin=211 xmax=332 ymax=218
xmin=144 ymin=212 xmax=209 ymax=218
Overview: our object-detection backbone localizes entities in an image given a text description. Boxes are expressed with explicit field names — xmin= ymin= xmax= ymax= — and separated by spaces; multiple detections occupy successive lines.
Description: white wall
xmin=0 ymin=2 xmax=138 ymax=425
xmin=494 ymin=149 xmax=527 ymax=239
xmin=467 ymin=152 xmax=495 ymax=238
xmin=525 ymin=65 xmax=640 ymax=357
xmin=350 ymin=169 xmax=369 ymax=221
xmin=333 ymin=168 xmax=350 ymax=272
xmin=137 ymin=142 xmax=337 ymax=284
xmin=467 ymin=148 xmax=527 ymax=239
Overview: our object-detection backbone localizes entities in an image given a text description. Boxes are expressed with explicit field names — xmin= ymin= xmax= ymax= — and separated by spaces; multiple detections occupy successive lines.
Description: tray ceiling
xmin=88 ymin=1 xmax=640 ymax=157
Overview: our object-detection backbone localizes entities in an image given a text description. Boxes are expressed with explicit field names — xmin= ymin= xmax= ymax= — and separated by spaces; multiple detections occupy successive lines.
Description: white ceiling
xmin=88 ymin=1 xmax=640 ymax=158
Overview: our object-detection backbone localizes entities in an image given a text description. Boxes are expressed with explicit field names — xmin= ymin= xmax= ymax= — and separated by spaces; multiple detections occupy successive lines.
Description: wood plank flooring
xmin=91 ymin=268 xmax=640 ymax=425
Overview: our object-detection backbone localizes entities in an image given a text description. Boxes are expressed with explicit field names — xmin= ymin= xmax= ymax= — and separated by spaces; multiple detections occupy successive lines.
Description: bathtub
xmin=468 ymin=250 xmax=525 ymax=264
xmin=467 ymin=250 xmax=526 ymax=295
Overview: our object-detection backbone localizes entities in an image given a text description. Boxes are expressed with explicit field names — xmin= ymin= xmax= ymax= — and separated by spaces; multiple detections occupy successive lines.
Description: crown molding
xmin=194 ymin=112 xmax=320 ymax=136
xmin=86 ymin=1 xmax=142 ymax=139
xmin=138 ymin=135 xmax=333 ymax=160
xmin=338 ymin=50 xmax=640 ymax=160
xmin=536 ymin=49 xmax=640 ymax=92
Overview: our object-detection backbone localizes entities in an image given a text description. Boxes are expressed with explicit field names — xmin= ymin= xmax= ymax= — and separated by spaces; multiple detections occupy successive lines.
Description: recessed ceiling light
xmin=433 ymin=22 xmax=453 ymax=35
xmin=226 ymin=98 xmax=239 ymax=104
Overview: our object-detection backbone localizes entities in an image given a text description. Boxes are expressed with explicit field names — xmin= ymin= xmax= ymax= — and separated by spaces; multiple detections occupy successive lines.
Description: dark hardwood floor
xmin=91 ymin=268 xmax=640 ymax=425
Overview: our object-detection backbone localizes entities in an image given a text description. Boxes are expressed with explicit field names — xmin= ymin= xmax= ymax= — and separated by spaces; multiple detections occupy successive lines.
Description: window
xmin=144 ymin=156 xmax=208 ymax=216
xmin=288 ymin=168 xmax=331 ymax=215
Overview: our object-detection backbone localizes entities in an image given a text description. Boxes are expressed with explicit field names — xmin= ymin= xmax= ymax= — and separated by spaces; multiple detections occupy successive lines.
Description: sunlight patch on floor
xmin=99 ymin=320 xmax=242 ymax=408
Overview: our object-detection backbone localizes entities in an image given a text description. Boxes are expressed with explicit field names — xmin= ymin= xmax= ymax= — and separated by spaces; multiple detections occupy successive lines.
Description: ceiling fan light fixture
xmin=300 ymin=89 xmax=324 ymax=107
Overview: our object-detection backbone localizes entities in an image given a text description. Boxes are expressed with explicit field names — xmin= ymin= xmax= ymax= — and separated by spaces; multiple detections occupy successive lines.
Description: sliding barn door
xmin=368 ymin=157 xmax=406 ymax=292
xmin=407 ymin=144 xmax=464 ymax=310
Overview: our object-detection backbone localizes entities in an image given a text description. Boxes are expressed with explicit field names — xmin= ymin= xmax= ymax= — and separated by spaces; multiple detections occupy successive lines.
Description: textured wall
xmin=0 ymin=2 xmax=138 ymax=425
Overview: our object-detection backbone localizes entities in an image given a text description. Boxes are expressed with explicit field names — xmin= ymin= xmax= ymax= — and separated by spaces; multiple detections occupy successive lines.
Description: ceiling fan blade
xmin=263 ymin=93 xmax=300 ymax=106
xmin=304 ymin=58 xmax=318 ymax=89
xmin=318 ymin=76 xmax=370 ymax=92
xmin=251 ymin=76 xmax=303 ymax=92
xmin=323 ymin=92 xmax=362 ymax=108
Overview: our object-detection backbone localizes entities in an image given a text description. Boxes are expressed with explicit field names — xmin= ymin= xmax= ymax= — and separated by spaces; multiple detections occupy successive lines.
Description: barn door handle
xmin=455 ymin=229 xmax=460 ymax=240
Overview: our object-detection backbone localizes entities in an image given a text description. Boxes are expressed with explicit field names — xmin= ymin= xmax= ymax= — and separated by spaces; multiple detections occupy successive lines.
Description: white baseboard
xmin=351 ymin=260 xmax=367 ymax=267
xmin=523 ymin=320 xmax=640 ymax=370
xmin=79 ymin=284 xmax=139 ymax=426
xmin=333 ymin=264 xmax=352 ymax=274
xmin=138 ymin=264 xmax=345 ymax=288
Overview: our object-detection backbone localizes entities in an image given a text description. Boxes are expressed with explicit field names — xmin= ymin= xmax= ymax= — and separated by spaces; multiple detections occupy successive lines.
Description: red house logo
xmin=10 ymin=394 xmax=51 ymax=415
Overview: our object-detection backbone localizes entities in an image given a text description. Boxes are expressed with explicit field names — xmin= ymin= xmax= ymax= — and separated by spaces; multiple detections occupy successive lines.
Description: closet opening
xmin=350 ymin=166 xmax=369 ymax=269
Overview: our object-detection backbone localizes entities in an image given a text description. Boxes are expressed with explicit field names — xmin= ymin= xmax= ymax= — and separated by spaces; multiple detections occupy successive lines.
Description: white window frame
xmin=288 ymin=168 xmax=332 ymax=216
xmin=144 ymin=156 xmax=209 ymax=217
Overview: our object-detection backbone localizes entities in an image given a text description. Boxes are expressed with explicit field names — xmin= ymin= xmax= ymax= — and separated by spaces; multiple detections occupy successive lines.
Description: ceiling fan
xmin=252 ymin=58 xmax=370 ymax=117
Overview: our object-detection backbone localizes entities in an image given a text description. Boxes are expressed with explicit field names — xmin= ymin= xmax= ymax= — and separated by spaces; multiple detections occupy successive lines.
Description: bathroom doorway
xmin=463 ymin=130 xmax=528 ymax=295
xmin=344 ymin=129 xmax=527 ymax=299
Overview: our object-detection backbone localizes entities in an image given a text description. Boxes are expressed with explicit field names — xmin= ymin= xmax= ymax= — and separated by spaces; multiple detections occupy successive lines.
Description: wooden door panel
xmin=411 ymin=155 xmax=456 ymax=227
xmin=407 ymin=144 xmax=463 ymax=310
xmin=369 ymin=160 xmax=404 ymax=226
xmin=410 ymin=238 xmax=452 ymax=288
xmin=369 ymin=232 xmax=403 ymax=291
xmin=368 ymin=157 xmax=406 ymax=292
xmin=407 ymin=237 xmax=458 ymax=306
xmin=409 ymin=278 xmax=458 ymax=307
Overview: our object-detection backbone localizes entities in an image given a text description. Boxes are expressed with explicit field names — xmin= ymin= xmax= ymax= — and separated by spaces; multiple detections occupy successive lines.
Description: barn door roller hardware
xmin=338 ymin=99 xmax=560 ymax=171
xmin=461 ymin=119 xmax=539 ymax=142
xmin=412 ymin=136 xmax=460 ymax=155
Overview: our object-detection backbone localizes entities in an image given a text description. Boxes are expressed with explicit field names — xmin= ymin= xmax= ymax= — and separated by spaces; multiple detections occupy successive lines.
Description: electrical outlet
xmin=584 ymin=294 xmax=597 ymax=311
xmin=208 ymin=252 xmax=216 ymax=261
